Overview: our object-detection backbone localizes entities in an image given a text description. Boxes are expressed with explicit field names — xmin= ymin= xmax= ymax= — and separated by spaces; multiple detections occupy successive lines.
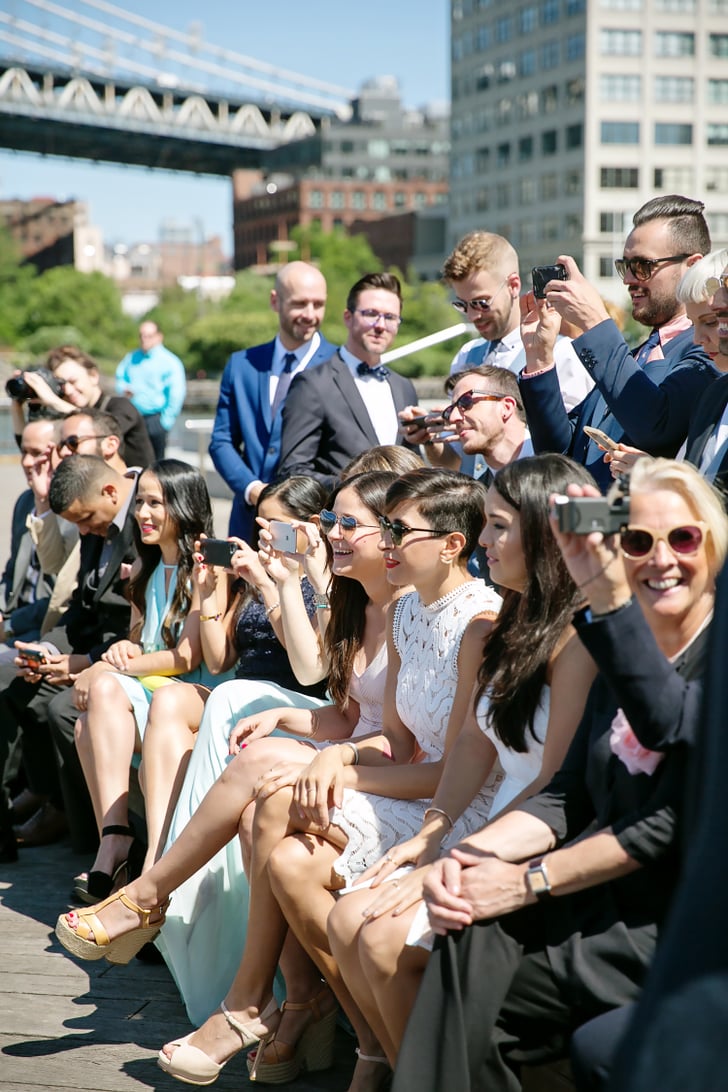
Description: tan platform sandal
xmin=55 ymin=887 xmax=169 ymax=965
xmin=157 ymin=998 xmax=280 ymax=1086
xmin=248 ymin=985 xmax=338 ymax=1083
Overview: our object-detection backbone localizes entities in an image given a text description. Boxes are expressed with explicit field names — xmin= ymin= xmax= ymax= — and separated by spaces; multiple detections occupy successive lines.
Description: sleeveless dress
xmin=157 ymin=635 xmax=388 ymax=1025
xmin=331 ymin=580 xmax=502 ymax=885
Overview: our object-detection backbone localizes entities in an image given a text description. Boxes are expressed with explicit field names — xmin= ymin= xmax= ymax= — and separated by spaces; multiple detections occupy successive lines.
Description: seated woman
xmin=54 ymin=468 xmax=501 ymax=1092
xmin=325 ymin=454 xmax=599 ymax=1065
xmin=71 ymin=460 xmax=226 ymax=903
xmin=390 ymin=457 xmax=728 ymax=1092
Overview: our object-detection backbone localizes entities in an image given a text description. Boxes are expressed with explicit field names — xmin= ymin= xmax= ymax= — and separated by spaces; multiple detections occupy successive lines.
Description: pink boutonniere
xmin=609 ymin=709 xmax=664 ymax=776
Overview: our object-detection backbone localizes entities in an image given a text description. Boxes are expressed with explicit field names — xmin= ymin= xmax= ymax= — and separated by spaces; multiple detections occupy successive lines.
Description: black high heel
xmin=75 ymin=824 xmax=134 ymax=904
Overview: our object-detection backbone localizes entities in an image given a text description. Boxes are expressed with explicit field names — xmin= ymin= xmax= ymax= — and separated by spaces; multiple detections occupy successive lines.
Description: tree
xmin=0 ymin=227 xmax=36 ymax=347
xmin=19 ymin=267 xmax=135 ymax=361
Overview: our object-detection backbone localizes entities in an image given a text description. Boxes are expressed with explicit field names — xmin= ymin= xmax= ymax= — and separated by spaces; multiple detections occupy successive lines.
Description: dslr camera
xmin=552 ymin=490 xmax=630 ymax=535
xmin=5 ymin=366 xmax=65 ymax=403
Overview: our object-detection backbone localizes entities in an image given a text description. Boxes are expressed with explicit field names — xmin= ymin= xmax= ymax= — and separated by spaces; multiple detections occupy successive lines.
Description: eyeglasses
xmin=705 ymin=274 xmax=728 ymax=296
xmin=450 ymin=281 xmax=508 ymax=314
xmin=57 ymin=434 xmax=108 ymax=452
xmin=441 ymin=390 xmax=506 ymax=424
xmin=620 ymin=522 xmax=707 ymax=560
xmin=319 ymin=510 xmax=380 ymax=537
xmin=614 ymin=254 xmax=690 ymax=283
xmin=354 ymin=309 xmax=402 ymax=330
xmin=378 ymin=515 xmax=453 ymax=547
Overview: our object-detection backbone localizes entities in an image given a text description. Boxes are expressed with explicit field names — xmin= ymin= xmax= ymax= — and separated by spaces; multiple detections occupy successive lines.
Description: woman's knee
xmin=87 ymin=671 xmax=126 ymax=707
xmin=268 ymin=832 xmax=315 ymax=890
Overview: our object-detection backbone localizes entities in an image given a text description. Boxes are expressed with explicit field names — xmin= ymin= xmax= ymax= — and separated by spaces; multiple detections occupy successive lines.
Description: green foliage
xmin=0 ymin=226 xmax=36 ymax=346
xmin=19 ymin=267 xmax=136 ymax=360
xmin=186 ymin=309 xmax=276 ymax=376
xmin=23 ymin=325 xmax=86 ymax=355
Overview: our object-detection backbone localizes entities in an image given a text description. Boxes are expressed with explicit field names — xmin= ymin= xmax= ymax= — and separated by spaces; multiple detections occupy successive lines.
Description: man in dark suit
xmin=209 ymin=261 xmax=333 ymax=540
xmin=1 ymin=456 xmax=137 ymax=854
xmin=278 ymin=272 xmax=418 ymax=490
xmin=519 ymin=195 xmax=716 ymax=491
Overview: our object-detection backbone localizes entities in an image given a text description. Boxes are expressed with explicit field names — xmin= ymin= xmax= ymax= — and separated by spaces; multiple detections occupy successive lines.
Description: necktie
xmin=271 ymin=352 xmax=297 ymax=416
xmin=357 ymin=361 xmax=390 ymax=381
xmin=485 ymin=339 xmax=502 ymax=362
xmin=632 ymin=328 xmax=660 ymax=368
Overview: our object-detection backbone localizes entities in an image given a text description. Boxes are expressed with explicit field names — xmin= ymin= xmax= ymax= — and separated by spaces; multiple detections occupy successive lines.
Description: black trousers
xmin=143 ymin=413 xmax=167 ymax=461
xmin=570 ymin=1005 xmax=634 ymax=1091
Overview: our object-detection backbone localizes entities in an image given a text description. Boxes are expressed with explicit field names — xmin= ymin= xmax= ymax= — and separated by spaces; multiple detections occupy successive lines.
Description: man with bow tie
xmin=278 ymin=272 xmax=418 ymax=490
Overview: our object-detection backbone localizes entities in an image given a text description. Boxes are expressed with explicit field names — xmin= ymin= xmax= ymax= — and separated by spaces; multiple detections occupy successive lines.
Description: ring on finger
xmin=384 ymin=854 xmax=394 ymax=864
xmin=392 ymin=880 xmax=400 ymax=889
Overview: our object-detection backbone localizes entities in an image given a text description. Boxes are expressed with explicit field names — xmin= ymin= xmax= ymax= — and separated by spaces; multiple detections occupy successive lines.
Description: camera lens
xmin=5 ymin=376 xmax=30 ymax=401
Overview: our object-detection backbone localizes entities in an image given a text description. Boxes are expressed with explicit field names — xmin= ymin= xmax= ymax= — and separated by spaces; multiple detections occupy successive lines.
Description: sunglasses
xmin=378 ymin=515 xmax=453 ymax=547
xmin=319 ymin=510 xmax=380 ymax=537
xmin=620 ymin=522 xmax=706 ymax=560
xmin=441 ymin=391 xmax=506 ymax=424
xmin=614 ymin=254 xmax=689 ymax=283
xmin=705 ymin=274 xmax=728 ymax=295
xmin=57 ymin=433 xmax=108 ymax=452
xmin=450 ymin=281 xmax=508 ymax=314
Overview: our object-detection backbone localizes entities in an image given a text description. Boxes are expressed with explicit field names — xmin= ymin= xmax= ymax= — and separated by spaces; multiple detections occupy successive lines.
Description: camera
xmin=552 ymin=492 xmax=630 ymax=535
xmin=531 ymin=264 xmax=568 ymax=300
xmin=5 ymin=366 xmax=65 ymax=403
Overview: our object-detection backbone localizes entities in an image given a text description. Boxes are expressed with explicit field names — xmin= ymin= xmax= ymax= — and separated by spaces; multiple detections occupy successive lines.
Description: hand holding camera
xmin=549 ymin=484 xmax=632 ymax=609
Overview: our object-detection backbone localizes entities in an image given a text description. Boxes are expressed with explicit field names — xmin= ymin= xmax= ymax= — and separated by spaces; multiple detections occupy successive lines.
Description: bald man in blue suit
xmin=209 ymin=261 xmax=335 ymax=540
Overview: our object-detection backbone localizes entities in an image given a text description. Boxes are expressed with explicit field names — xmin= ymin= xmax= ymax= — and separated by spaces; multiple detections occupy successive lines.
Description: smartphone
xmin=20 ymin=646 xmax=49 ymax=666
xmin=269 ymin=520 xmax=301 ymax=554
xmin=532 ymin=263 xmax=568 ymax=299
xmin=406 ymin=414 xmax=445 ymax=430
xmin=583 ymin=426 xmax=619 ymax=453
xmin=200 ymin=538 xmax=238 ymax=568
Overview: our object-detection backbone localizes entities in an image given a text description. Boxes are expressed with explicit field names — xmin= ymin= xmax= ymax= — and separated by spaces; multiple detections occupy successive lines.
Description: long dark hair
xmin=476 ymin=454 xmax=596 ymax=752
xmin=129 ymin=459 xmax=214 ymax=648
xmin=324 ymin=471 xmax=396 ymax=708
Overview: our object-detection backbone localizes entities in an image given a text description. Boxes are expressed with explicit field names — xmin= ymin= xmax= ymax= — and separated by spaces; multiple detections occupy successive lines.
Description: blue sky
xmin=0 ymin=0 xmax=449 ymax=255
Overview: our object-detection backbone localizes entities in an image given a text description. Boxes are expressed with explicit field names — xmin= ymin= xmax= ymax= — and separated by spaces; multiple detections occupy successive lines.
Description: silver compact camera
xmin=552 ymin=493 xmax=630 ymax=535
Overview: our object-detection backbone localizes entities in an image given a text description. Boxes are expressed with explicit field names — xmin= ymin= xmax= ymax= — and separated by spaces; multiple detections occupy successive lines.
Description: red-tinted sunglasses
xmin=620 ymin=522 xmax=707 ymax=560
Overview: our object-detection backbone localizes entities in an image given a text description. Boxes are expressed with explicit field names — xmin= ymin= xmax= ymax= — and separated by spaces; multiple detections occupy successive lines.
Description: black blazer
xmin=1 ymin=489 xmax=54 ymax=638
xmin=278 ymin=351 xmax=418 ymax=490
xmin=684 ymin=372 xmax=728 ymax=496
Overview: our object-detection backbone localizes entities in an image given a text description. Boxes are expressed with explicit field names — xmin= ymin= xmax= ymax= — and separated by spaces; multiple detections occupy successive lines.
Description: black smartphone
xmin=406 ymin=414 xmax=445 ymax=430
xmin=532 ymin=264 xmax=568 ymax=299
xmin=200 ymin=538 xmax=238 ymax=568
xmin=20 ymin=646 xmax=49 ymax=666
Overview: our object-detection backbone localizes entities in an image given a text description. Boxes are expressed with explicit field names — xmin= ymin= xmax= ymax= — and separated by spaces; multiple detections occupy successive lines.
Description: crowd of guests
xmin=1 ymin=191 xmax=728 ymax=1091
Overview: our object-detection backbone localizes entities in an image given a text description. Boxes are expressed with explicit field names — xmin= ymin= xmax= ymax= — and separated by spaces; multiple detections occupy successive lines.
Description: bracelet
xmin=423 ymin=806 xmax=454 ymax=831
xmin=314 ymin=592 xmax=330 ymax=610
xmin=341 ymin=741 xmax=359 ymax=766
xmin=200 ymin=612 xmax=222 ymax=622
xmin=265 ymin=601 xmax=281 ymax=617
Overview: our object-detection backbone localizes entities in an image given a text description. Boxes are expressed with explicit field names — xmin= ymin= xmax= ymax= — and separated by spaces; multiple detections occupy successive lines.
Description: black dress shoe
xmin=9 ymin=789 xmax=48 ymax=826
xmin=0 ymin=826 xmax=18 ymax=863
xmin=13 ymin=802 xmax=68 ymax=847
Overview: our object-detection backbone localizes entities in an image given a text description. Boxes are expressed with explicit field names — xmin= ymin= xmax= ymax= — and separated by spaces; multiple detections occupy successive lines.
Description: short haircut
xmin=632 ymin=194 xmax=711 ymax=257
xmin=64 ymin=406 xmax=121 ymax=439
xmin=346 ymin=272 xmax=402 ymax=314
xmin=384 ymin=467 xmax=487 ymax=558
xmin=445 ymin=364 xmax=526 ymax=422
xmin=442 ymin=232 xmax=518 ymax=283
xmin=341 ymin=445 xmax=425 ymax=479
xmin=22 ymin=413 xmax=63 ymax=442
xmin=49 ymin=454 xmax=119 ymax=514
xmin=676 ymin=248 xmax=728 ymax=305
xmin=46 ymin=345 xmax=98 ymax=373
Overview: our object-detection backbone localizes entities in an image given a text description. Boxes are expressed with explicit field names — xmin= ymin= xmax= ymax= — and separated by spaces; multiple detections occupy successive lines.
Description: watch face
xmin=527 ymin=861 xmax=550 ymax=898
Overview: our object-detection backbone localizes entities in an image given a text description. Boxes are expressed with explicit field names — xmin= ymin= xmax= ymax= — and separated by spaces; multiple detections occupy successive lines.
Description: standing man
xmin=209 ymin=261 xmax=333 ymax=540
xmin=116 ymin=321 xmax=186 ymax=460
xmin=278 ymin=272 xmax=418 ymax=490
xmin=520 ymin=195 xmax=716 ymax=490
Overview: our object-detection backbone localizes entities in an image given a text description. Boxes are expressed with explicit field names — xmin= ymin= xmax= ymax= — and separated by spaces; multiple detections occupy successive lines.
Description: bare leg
xmin=75 ymin=672 xmax=137 ymax=876
xmin=140 ymin=683 xmax=207 ymax=871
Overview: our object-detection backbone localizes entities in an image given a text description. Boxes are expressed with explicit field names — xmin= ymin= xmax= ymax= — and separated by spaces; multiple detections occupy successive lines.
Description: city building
xmin=0 ymin=196 xmax=103 ymax=273
xmin=232 ymin=77 xmax=449 ymax=270
xmin=449 ymin=0 xmax=728 ymax=300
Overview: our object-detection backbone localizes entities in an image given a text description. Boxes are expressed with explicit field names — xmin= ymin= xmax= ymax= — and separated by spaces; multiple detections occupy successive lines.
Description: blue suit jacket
xmin=209 ymin=335 xmax=336 ymax=540
xmin=519 ymin=319 xmax=717 ymax=491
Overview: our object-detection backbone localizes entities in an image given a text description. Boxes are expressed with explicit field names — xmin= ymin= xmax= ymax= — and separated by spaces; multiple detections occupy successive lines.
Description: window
xmin=519 ymin=6 xmax=538 ymax=32
xmin=566 ymin=77 xmax=585 ymax=104
xmin=477 ymin=146 xmax=491 ymax=170
xmin=600 ymin=211 xmax=630 ymax=232
xmin=566 ymin=33 xmax=585 ymax=60
xmin=600 ymin=29 xmax=641 ymax=55
xmin=496 ymin=15 xmax=513 ymax=41
xmin=655 ymin=123 xmax=693 ymax=145
xmin=706 ymin=167 xmax=728 ymax=191
xmin=566 ymin=122 xmax=583 ymax=148
xmin=601 ymin=121 xmax=640 ymax=144
xmin=519 ymin=135 xmax=534 ymax=160
xmin=520 ymin=49 xmax=537 ymax=76
xmin=709 ymin=0 xmax=728 ymax=11
xmin=654 ymin=77 xmax=694 ymax=103
xmin=496 ymin=183 xmax=510 ymax=208
xmin=600 ymin=0 xmax=641 ymax=7
xmin=351 ymin=191 xmax=366 ymax=210
xmin=542 ymin=216 xmax=559 ymax=240
xmin=372 ymin=192 xmax=387 ymax=210
xmin=497 ymin=141 xmax=511 ymax=166
xmin=600 ymin=74 xmax=642 ymax=101
xmin=394 ymin=192 xmax=407 ymax=208
xmin=653 ymin=167 xmax=694 ymax=190
xmin=309 ymin=190 xmax=323 ymax=208
xmin=542 ymin=0 xmax=560 ymax=23
xmin=709 ymin=80 xmax=728 ymax=105
xmin=541 ymin=173 xmax=559 ymax=199
xmin=329 ymin=191 xmax=345 ymax=209
xmin=497 ymin=97 xmax=514 ymax=125
xmin=564 ymin=169 xmax=582 ymax=195
xmin=367 ymin=139 xmax=389 ymax=158
xmin=476 ymin=63 xmax=494 ymax=90
xmin=656 ymin=0 xmax=694 ymax=8
xmin=541 ymin=129 xmax=558 ymax=154
xmin=519 ymin=177 xmax=537 ymax=204
xmin=565 ymin=0 xmax=586 ymax=11
xmin=541 ymin=40 xmax=560 ymax=68
xmin=601 ymin=167 xmax=639 ymax=187
xmin=709 ymin=214 xmax=728 ymax=237
xmin=710 ymin=35 xmax=728 ymax=58
xmin=476 ymin=187 xmax=490 ymax=211
xmin=477 ymin=24 xmax=491 ymax=50
xmin=541 ymin=84 xmax=559 ymax=112
xmin=708 ymin=124 xmax=728 ymax=145
xmin=655 ymin=32 xmax=694 ymax=57
xmin=599 ymin=257 xmax=615 ymax=277
xmin=565 ymin=213 xmax=582 ymax=238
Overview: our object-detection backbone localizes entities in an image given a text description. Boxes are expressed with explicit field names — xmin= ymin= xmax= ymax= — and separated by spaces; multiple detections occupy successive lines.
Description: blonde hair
xmin=629 ymin=457 xmax=728 ymax=573
xmin=442 ymin=232 xmax=518 ymax=283
xmin=676 ymin=249 xmax=728 ymax=305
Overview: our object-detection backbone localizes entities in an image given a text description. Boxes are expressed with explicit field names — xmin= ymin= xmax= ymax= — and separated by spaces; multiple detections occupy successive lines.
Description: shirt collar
xmin=655 ymin=312 xmax=692 ymax=346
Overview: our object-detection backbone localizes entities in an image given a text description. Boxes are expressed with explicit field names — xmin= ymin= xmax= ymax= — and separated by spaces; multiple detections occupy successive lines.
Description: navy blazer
xmin=520 ymin=319 xmax=716 ymax=491
xmin=209 ymin=335 xmax=335 ymax=541
xmin=278 ymin=351 xmax=418 ymax=492
xmin=684 ymin=372 xmax=728 ymax=497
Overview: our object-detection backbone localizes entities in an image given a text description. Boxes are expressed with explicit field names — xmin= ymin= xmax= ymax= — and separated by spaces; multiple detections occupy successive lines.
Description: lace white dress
xmin=331 ymin=580 xmax=502 ymax=884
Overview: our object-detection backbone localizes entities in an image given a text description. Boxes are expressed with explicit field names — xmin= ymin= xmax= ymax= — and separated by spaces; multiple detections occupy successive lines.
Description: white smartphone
xmin=269 ymin=520 xmax=300 ymax=554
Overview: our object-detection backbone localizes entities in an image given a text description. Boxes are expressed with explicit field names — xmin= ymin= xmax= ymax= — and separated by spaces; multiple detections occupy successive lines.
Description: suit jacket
xmin=520 ymin=319 xmax=717 ymax=491
xmin=684 ymin=372 xmax=728 ymax=496
xmin=1 ymin=490 xmax=54 ymax=640
xmin=209 ymin=335 xmax=336 ymax=540
xmin=278 ymin=351 xmax=418 ymax=491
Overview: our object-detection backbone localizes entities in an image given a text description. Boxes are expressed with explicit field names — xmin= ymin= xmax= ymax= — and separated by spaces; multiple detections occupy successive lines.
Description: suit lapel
xmin=246 ymin=341 xmax=276 ymax=430
xmin=332 ymin=353 xmax=380 ymax=446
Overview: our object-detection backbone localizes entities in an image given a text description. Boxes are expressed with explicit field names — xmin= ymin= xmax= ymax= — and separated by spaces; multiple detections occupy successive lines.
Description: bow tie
xmin=357 ymin=362 xmax=389 ymax=381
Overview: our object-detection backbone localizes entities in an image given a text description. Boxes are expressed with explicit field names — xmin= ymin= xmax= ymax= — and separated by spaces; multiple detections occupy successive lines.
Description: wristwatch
xmin=525 ymin=857 xmax=551 ymax=900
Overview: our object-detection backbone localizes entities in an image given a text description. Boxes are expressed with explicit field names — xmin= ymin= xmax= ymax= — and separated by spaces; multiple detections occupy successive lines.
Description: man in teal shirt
xmin=115 ymin=321 xmax=186 ymax=459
